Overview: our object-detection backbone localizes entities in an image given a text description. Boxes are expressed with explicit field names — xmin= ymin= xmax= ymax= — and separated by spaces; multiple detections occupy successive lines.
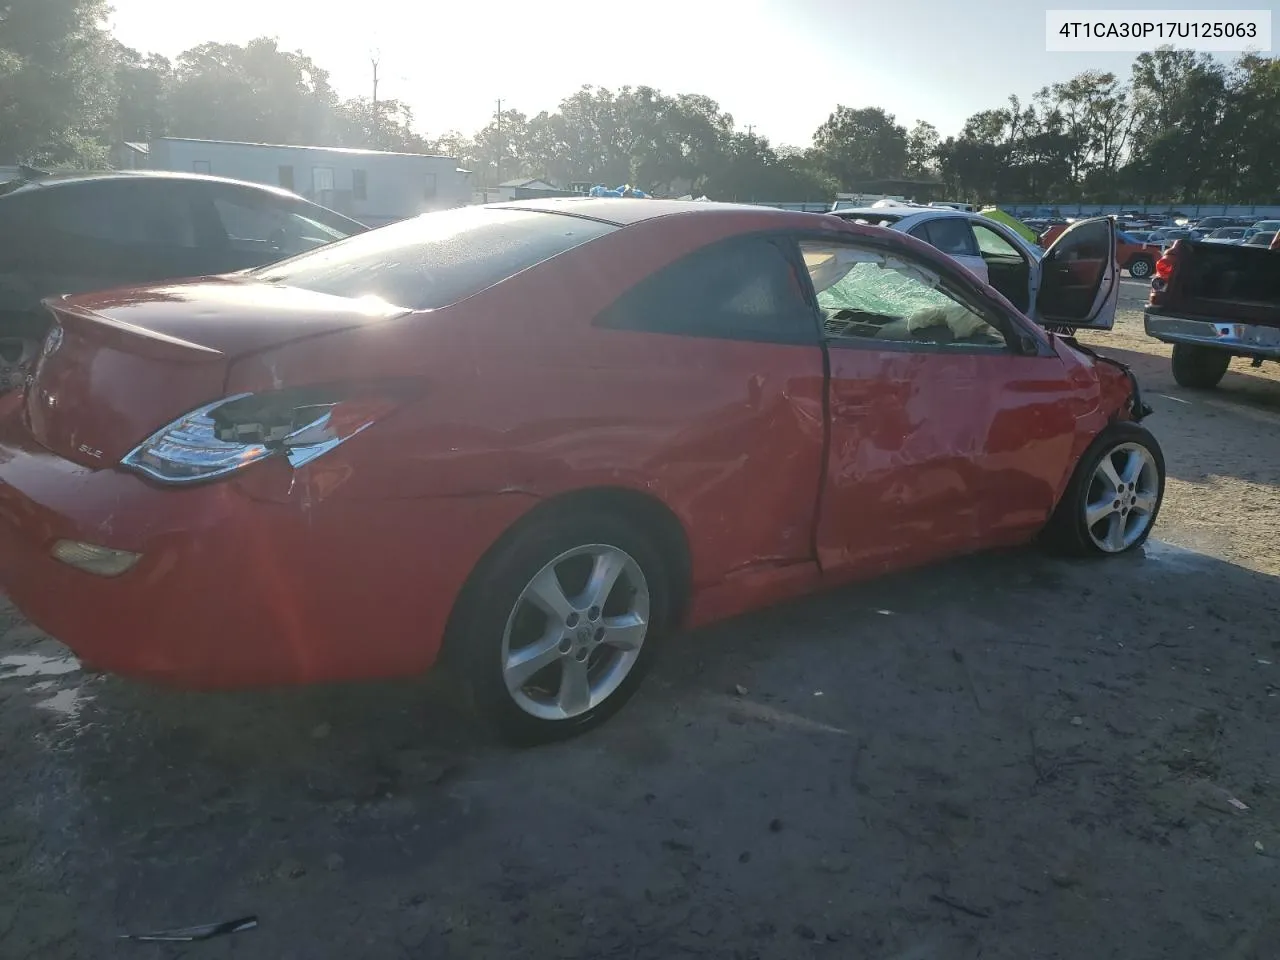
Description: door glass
xmin=211 ymin=190 xmax=352 ymax=257
xmin=922 ymin=218 xmax=978 ymax=258
xmin=800 ymin=242 xmax=1007 ymax=349
xmin=46 ymin=182 xmax=196 ymax=247
xmin=972 ymin=224 xmax=1020 ymax=257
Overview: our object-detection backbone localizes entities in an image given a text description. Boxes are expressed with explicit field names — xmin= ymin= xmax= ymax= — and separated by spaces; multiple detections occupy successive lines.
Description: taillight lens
xmin=122 ymin=387 xmax=397 ymax=485
xmin=1154 ymin=255 xmax=1174 ymax=280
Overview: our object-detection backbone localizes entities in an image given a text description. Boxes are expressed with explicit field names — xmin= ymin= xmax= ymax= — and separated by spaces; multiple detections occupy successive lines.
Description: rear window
xmin=252 ymin=206 xmax=617 ymax=310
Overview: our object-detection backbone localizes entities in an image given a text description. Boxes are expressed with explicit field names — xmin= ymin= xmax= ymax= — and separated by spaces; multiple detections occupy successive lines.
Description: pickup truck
xmin=1143 ymin=238 xmax=1280 ymax=389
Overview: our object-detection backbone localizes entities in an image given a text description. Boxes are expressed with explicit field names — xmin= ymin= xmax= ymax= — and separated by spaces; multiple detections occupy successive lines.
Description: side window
xmin=599 ymin=236 xmax=816 ymax=344
xmin=209 ymin=189 xmax=352 ymax=256
xmin=972 ymin=223 xmax=1021 ymax=258
xmin=799 ymin=241 xmax=1008 ymax=349
xmin=45 ymin=182 xmax=197 ymax=247
xmin=921 ymin=218 xmax=979 ymax=258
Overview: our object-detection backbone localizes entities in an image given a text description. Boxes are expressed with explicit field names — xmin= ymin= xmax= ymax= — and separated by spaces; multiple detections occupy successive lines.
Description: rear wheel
xmin=1044 ymin=422 xmax=1165 ymax=556
xmin=1171 ymin=344 xmax=1230 ymax=389
xmin=450 ymin=509 xmax=671 ymax=746
xmin=1127 ymin=257 xmax=1153 ymax=279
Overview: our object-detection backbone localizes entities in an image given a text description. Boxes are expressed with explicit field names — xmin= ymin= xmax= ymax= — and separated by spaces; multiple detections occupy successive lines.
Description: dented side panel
xmin=818 ymin=342 xmax=1099 ymax=578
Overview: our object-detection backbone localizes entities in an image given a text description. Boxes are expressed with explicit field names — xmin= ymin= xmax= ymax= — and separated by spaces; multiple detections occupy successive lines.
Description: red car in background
xmin=0 ymin=200 xmax=1165 ymax=744
xmin=1040 ymin=222 xmax=1160 ymax=279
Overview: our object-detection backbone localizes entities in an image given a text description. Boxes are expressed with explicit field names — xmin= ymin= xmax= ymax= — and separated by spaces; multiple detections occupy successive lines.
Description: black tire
xmin=1127 ymin=257 xmax=1154 ymax=279
xmin=1171 ymin=343 xmax=1230 ymax=389
xmin=1043 ymin=422 xmax=1166 ymax=557
xmin=448 ymin=508 xmax=672 ymax=746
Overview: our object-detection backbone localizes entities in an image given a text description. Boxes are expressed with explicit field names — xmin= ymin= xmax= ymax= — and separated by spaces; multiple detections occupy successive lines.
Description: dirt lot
xmin=3 ymin=286 xmax=1279 ymax=960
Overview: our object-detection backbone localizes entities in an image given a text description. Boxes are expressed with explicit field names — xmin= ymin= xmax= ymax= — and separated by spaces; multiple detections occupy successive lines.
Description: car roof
xmin=829 ymin=207 xmax=917 ymax=219
xmin=489 ymin=196 xmax=813 ymax=227
xmin=0 ymin=169 xmax=309 ymax=202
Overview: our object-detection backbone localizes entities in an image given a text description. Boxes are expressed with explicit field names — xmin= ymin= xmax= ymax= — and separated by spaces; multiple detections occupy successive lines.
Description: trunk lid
xmin=24 ymin=278 xmax=408 ymax=468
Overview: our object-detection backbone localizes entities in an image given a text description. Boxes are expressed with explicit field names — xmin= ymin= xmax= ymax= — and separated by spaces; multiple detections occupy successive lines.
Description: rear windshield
xmin=252 ymin=206 xmax=617 ymax=310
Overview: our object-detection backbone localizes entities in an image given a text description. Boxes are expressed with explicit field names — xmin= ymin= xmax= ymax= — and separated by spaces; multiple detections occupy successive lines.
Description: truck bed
xmin=1167 ymin=241 xmax=1280 ymax=325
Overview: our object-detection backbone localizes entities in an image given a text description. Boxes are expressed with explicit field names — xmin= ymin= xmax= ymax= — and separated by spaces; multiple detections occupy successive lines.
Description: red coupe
xmin=0 ymin=199 xmax=1164 ymax=743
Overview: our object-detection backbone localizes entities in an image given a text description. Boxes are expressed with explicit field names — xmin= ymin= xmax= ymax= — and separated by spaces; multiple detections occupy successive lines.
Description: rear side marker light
xmin=51 ymin=540 xmax=141 ymax=577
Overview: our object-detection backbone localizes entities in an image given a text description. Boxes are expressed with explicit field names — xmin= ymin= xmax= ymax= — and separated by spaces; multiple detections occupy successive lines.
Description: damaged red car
xmin=0 ymin=199 xmax=1164 ymax=744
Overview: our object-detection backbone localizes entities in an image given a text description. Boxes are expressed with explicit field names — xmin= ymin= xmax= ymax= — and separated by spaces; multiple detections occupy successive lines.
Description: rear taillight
xmin=121 ymin=386 xmax=400 ymax=485
xmin=1154 ymin=255 xmax=1174 ymax=280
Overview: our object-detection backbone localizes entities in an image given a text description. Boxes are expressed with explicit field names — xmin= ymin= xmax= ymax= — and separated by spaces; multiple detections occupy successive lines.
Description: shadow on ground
xmin=3 ymin=539 xmax=1280 ymax=960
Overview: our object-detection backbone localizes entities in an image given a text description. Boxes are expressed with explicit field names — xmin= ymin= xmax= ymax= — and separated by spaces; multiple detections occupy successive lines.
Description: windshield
xmin=252 ymin=206 xmax=617 ymax=310
xmin=1245 ymin=232 xmax=1276 ymax=246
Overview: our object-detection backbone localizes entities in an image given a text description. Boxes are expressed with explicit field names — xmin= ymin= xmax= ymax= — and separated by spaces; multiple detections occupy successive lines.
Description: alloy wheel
xmin=1083 ymin=441 xmax=1160 ymax=553
xmin=500 ymin=544 xmax=650 ymax=721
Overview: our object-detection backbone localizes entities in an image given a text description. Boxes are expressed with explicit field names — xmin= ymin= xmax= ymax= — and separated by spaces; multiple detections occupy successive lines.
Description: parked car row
xmin=0 ymin=182 xmax=1163 ymax=744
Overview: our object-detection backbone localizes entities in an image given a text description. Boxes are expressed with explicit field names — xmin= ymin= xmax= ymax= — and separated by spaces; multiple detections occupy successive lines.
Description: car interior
xmin=968 ymin=222 xmax=1031 ymax=313
xmin=801 ymin=244 xmax=1007 ymax=348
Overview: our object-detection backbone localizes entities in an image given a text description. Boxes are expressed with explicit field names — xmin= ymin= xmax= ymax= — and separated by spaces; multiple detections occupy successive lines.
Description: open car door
xmin=1031 ymin=216 xmax=1118 ymax=331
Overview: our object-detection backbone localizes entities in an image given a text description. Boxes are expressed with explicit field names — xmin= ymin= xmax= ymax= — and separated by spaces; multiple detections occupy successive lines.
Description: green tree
xmin=1124 ymin=48 xmax=1229 ymax=201
xmin=111 ymin=42 xmax=171 ymax=142
xmin=905 ymin=120 xmax=940 ymax=178
xmin=330 ymin=96 xmax=433 ymax=152
xmin=166 ymin=37 xmax=336 ymax=144
xmin=0 ymin=0 xmax=115 ymax=165
xmin=811 ymin=106 xmax=908 ymax=187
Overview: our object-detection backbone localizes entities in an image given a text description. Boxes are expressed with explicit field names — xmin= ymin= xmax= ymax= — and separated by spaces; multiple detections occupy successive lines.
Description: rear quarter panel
xmin=226 ymin=210 xmax=839 ymax=595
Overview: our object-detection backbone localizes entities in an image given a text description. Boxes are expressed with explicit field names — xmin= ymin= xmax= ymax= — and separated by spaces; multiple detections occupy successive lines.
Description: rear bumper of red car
xmin=0 ymin=403 xmax=534 ymax=689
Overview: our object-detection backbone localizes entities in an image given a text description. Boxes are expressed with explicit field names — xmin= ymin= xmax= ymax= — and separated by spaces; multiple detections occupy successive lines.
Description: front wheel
xmin=1043 ymin=422 xmax=1165 ymax=556
xmin=449 ymin=509 xmax=671 ymax=746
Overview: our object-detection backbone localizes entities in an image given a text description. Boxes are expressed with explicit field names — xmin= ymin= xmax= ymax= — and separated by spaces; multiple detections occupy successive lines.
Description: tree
xmin=0 ymin=0 xmax=116 ymax=165
xmin=905 ymin=120 xmax=940 ymax=177
xmin=1220 ymin=54 xmax=1280 ymax=203
xmin=1125 ymin=49 xmax=1229 ymax=201
xmin=165 ymin=38 xmax=336 ymax=145
xmin=811 ymin=106 xmax=908 ymax=187
xmin=330 ymin=96 xmax=432 ymax=152
xmin=111 ymin=43 xmax=171 ymax=142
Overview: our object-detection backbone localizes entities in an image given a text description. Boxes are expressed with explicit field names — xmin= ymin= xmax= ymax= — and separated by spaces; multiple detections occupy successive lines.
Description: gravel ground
xmin=3 ymin=284 xmax=1279 ymax=960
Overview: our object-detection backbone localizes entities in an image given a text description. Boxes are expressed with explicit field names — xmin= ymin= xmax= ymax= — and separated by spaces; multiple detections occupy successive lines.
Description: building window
xmin=424 ymin=172 xmax=437 ymax=199
xmin=352 ymin=169 xmax=367 ymax=201
xmin=312 ymin=166 xmax=335 ymax=194
xmin=192 ymin=160 xmax=210 ymax=174
xmin=279 ymin=165 xmax=294 ymax=191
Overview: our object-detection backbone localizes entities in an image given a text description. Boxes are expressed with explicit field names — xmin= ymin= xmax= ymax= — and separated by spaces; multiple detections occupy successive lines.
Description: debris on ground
xmin=119 ymin=916 xmax=258 ymax=942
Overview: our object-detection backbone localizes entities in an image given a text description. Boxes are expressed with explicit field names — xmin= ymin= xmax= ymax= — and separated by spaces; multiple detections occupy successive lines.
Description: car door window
xmin=799 ymin=241 xmax=1009 ymax=350
xmin=972 ymin=223 xmax=1021 ymax=258
xmin=45 ymin=181 xmax=197 ymax=248
xmin=598 ymin=236 xmax=817 ymax=345
xmin=918 ymin=218 xmax=979 ymax=258
xmin=208 ymin=188 xmax=353 ymax=258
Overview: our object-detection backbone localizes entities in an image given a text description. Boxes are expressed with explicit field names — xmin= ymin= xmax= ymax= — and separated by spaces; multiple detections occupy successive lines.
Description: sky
xmin=106 ymin=0 xmax=1263 ymax=147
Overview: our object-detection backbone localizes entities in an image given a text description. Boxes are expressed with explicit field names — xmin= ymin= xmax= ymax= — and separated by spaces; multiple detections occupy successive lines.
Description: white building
xmin=128 ymin=138 xmax=471 ymax=227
